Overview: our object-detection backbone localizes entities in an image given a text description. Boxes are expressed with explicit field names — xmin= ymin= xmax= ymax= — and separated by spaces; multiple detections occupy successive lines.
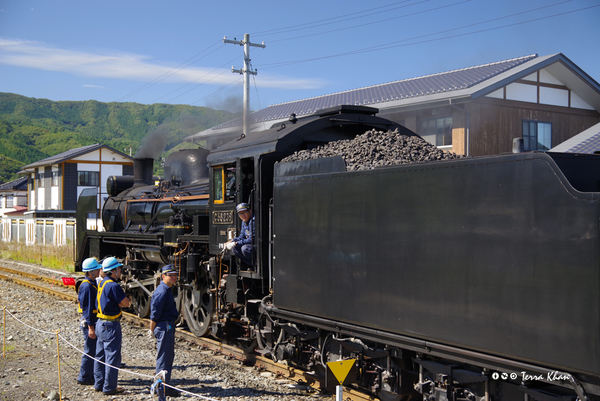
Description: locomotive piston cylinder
xmin=186 ymin=253 xmax=199 ymax=274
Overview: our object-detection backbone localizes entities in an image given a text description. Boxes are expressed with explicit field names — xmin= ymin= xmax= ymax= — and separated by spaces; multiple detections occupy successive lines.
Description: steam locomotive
xmin=76 ymin=105 xmax=600 ymax=401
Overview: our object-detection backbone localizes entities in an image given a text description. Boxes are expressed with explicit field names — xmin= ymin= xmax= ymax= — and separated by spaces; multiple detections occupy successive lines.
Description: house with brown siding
xmin=187 ymin=53 xmax=600 ymax=157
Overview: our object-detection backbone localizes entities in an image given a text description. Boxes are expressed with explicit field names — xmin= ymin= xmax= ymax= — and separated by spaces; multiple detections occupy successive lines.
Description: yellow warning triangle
xmin=327 ymin=359 xmax=356 ymax=385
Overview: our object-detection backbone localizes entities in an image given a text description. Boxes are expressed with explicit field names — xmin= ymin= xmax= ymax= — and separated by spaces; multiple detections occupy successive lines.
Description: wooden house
xmin=187 ymin=53 xmax=600 ymax=157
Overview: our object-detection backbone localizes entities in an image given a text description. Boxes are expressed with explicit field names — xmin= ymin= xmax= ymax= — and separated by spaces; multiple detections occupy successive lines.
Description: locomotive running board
xmin=265 ymin=306 xmax=594 ymax=400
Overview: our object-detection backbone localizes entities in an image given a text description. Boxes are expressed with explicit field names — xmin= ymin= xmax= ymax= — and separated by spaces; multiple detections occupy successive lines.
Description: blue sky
xmin=0 ymin=0 xmax=598 ymax=113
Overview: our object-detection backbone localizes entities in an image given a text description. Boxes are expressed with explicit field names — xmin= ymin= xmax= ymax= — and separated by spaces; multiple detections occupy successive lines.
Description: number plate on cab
xmin=212 ymin=210 xmax=233 ymax=224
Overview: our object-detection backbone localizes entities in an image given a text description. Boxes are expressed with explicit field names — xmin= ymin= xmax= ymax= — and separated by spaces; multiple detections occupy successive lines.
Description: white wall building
xmin=3 ymin=144 xmax=133 ymax=246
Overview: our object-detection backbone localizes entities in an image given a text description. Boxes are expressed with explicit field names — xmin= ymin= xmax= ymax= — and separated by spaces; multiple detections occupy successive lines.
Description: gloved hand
xmin=225 ymin=241 xmax=236 ymax=251
xmin=147 ymin=329 xmax=153 ymax=338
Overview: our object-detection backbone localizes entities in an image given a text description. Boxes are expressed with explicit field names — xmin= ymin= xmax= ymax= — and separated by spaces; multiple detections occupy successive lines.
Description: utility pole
xmin=223 ymin=33 xmax=266 ymax=138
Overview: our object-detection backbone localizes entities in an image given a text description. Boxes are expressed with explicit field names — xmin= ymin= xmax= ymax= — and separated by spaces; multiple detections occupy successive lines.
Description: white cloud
xmin=0 ymin=37 xmax=324 ymax=90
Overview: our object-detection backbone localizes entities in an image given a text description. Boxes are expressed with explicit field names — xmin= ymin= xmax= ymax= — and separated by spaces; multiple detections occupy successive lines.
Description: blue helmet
xmin=82 ymin=257 xmax=101 ymax=272
xmin=102 ymin=256 xmax=123 ymax=272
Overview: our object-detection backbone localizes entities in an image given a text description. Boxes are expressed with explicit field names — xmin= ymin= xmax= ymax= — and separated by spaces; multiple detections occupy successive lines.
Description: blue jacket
xmin=78 ymin=278 xmax=98 ymax=326
xmin=96 ymin=277 xmax=127 ymax=320
xmin=150 ymin=282 xmax=179 ymax=322
xmin=233 ymin=215 xmax=255 ymax=246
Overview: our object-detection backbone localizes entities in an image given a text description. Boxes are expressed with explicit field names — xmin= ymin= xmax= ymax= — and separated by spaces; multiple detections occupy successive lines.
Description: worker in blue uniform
xmin=76 ymin=257 xmax=102 ymax=385
xmin=94 ymin=257 xmax=130 ymax=395
xmin=150 ymin=264 xmax=180 ymax=396
xmin=225 ymin=202 xmax=255 ymax=268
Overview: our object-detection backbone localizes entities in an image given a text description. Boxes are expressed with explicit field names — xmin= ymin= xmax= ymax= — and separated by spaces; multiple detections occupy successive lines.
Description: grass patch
xmin=2 ymin=343 xmax=15 ymax=353
xmin=0 ymin=242 xmax=75 ymax=273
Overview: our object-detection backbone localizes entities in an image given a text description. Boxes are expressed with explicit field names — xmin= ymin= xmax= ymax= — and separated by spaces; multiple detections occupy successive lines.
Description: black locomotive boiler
xmin=76 ymin=105 xmax=600 ymax=401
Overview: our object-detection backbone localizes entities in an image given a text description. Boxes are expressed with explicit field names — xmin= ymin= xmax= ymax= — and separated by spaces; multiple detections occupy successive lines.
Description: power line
xmin=262 ymin=0 xmax=467 ymax=44
xmin=151 ymin=56 xmax=240 ymax=104
xmin=258 ymin=2 xmax=595 ymax=70
xmin=117 ymin=1 xmax=477 ymax=104
xmin=247 ymin=0 xmax=421 ymax=37
xmin=360 ymin=0 xmax=574 ymax=53
xmin=145 ymin=1 xmax=452 ymax=104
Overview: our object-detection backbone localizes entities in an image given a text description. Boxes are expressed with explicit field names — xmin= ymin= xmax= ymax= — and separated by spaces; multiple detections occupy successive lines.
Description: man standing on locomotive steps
xmin=150 ymin=264 xmax=180 ymax=396
xmin=225 ymin=202 xmax=255 ymax=269
xmin=76 ymin=257 xmax=102 ymax=386
xmin=94 ymin=256 xmax=130 ymax=395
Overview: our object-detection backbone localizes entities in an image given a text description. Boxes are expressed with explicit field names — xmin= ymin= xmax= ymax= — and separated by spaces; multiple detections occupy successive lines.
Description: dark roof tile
xmin=22 ymin=144 xmax=131 ymax=170
xmin=0 ymin=176 xmax=27 ymax=191
xmin=210 ymin=54 xmax=537 ymax=131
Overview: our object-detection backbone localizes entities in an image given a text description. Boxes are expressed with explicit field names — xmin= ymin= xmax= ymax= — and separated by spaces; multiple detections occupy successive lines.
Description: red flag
xmin=62 ymin=277 xmax=76 ymax=286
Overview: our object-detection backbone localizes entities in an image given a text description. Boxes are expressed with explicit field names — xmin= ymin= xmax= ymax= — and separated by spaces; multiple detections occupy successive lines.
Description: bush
xmin=0 ymin=242 xmax=75 ymax=272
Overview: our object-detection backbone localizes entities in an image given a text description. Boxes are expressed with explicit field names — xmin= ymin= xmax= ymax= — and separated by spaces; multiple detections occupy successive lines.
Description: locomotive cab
xmin=209 ymin=157 xmax=256 ymax=271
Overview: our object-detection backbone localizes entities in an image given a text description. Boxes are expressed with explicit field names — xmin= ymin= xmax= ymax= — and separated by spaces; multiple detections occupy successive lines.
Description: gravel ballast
xmin=280 ymin=128 xmax=465 ymax=171
xmin=0 ymin=262 xmax=315 ymax=401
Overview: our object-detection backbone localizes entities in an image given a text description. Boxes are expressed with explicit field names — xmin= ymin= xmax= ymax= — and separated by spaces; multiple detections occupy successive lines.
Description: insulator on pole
xmin=223 ymin=33 xmax=266 ymax=138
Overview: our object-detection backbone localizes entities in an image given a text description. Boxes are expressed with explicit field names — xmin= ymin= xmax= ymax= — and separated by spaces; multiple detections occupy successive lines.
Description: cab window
xmin=213 ymin=163 xmax=236 ymax=204
xmin=213 ymin=167 xmax=224 ymax=204
xmin=225 ymin=166 xmax=236 ymax=202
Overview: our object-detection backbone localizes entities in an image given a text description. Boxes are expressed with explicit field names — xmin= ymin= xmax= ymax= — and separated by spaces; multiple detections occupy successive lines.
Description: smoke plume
xmin=135 ymin=124 xmax=168 ymax=159
xmin=204 ymin=90 xmax=243 ymax=115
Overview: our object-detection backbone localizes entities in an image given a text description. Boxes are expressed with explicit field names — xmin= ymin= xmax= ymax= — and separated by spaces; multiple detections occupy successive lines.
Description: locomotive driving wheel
xmin=172 ymin=283 xmax=184 ymax=326
xmin=130 ymin=287 xmax=152 ymax=318
xmin=182 ymin=271 xmax=214 ymax=337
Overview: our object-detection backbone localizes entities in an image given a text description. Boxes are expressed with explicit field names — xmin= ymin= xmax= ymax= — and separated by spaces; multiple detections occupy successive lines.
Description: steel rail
xmin=0 ymin=273 xmax=74 ymax=301
xmin=0 ymin=265 xmax=68 ymax=287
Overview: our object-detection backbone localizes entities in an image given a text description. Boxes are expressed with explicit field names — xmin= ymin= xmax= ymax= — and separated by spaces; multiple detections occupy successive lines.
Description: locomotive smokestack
xmin=134 ymin=158 xmax=154 ymax=186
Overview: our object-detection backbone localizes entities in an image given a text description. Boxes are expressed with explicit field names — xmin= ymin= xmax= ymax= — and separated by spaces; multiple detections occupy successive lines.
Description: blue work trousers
xmin=233 ymin=244 xmax=254 ymax=267
xmin=154 ymin=320 xmax=175 ymax=383
xmin=94 ymin=320 xmax=122 ymax=393
xmin=77 ymin=320 xmax=97 ymax=383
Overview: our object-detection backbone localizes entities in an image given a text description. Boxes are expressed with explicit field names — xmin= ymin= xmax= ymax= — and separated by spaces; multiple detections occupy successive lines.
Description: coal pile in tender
xmin=280 ymin=128 xmax=467 ymax=171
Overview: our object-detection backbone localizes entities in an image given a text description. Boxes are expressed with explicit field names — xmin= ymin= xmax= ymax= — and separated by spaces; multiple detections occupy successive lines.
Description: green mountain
xmin=0 ymin=92 xmax=237 ymax=182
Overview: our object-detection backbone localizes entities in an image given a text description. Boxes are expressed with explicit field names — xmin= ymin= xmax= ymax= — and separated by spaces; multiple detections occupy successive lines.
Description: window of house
xmin=37 ymin=173 xmax=44 ymax=188
xmin=419 ymin=116 xmax=453 ymax=146
xmin=522 ymin=120 xmax=552 ymax=151
xmin=78 ymin=171 xmax=99 ymax=186
xmin=52 ymin=171 xmax=59 ymax=186
xmin=6 ymin=196 xmax=13 ymax=208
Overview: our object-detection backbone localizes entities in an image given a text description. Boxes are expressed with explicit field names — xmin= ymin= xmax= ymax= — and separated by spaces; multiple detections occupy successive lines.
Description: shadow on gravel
xmin=179 ymin=385 xmax=303 ymax=398
xmin=119 ymin=364 xmax=155 ymax=371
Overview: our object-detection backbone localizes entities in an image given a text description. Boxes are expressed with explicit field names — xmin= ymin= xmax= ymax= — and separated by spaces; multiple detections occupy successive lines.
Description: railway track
xmin=0 ymin=262 xmax=379 ymax=401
